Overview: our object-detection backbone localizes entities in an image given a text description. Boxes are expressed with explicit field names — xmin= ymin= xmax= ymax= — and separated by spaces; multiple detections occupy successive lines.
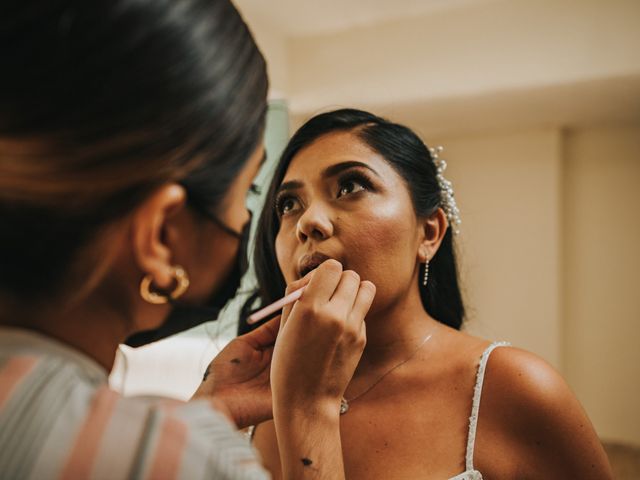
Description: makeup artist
xmin=0 ymin=1 xmax=374 ymax=478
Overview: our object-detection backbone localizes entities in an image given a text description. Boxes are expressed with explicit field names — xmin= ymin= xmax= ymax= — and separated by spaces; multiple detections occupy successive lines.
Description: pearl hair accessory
xmin=429 ymin=146 xmax=461 ymax=235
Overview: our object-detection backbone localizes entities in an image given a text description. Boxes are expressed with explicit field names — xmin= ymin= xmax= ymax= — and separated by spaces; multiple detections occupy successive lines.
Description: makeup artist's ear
xmin=418 ymin=208 xmax=448 ymax=263
xmin=130 ymin=183 xmax=188 ymax=290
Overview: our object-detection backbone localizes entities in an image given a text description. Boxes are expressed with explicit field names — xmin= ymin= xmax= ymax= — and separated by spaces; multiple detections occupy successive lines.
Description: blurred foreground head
xmin=0 ymin=0 xmax=268 ymax=312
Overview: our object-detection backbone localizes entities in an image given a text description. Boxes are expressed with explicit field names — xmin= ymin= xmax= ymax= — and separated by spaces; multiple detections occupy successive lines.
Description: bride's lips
xmin=297 ymin=252 xmax=338 ymax=279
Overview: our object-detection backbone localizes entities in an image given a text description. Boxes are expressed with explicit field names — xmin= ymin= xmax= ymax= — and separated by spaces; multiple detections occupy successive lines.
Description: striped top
xmin=0 ymin=327 xmax=270 ymax=480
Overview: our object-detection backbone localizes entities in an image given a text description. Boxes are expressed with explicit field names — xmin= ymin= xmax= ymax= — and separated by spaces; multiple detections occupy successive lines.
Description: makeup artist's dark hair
xmin=0 ymin=0 xmax=267 ymax=302
xmin=242 ymin=108 xmax=465 ymax=333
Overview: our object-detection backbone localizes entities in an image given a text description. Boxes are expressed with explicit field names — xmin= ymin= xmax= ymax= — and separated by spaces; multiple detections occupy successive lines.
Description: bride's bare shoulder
xmin=472 ymin=345 xmax=613 ymax=478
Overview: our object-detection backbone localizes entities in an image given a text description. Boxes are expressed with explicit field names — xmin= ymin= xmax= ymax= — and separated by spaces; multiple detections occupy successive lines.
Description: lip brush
xmin=247 ymin=286 xmax=306 ymax=324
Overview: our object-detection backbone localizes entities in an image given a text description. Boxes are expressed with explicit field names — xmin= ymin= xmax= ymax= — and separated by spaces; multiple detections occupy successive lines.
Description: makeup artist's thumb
xmin=280 ymin=269 xmax=317 ymax=330
xmin=244 ymin=315 xmax=281 ymax=348
xmin=285 ymin=267 xmax=317 ymax=295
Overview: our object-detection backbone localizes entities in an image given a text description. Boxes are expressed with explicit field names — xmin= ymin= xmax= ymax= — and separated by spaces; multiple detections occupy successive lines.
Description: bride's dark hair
xmin=240 ymin=108 xmax=465 ymax=333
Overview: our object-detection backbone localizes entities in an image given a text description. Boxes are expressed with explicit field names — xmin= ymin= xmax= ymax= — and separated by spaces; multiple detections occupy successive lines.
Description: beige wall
xmin=563 ymin=124 xmax=640 ymax=445
xmin=429 ymin=130 xmax=563 ymax=367
xmin=406 ymin=123 xmax=640 ymax=445
xmin=237 ymin=8 xmax=289 ymax=98
xmin=285 ymin=0 xmax=640 ymax=128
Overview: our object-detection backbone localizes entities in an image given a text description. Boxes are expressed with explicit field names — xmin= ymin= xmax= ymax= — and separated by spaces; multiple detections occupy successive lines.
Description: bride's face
xmin=274 ymin=131 xmax=423 ymax=310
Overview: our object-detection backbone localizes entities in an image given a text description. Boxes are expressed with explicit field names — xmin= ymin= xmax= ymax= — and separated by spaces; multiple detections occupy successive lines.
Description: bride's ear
xmin=418 ymin=208 xmax=448 ymax=262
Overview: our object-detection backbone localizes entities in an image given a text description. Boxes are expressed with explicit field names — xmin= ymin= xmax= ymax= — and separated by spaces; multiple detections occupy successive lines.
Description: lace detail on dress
xmin=449 ymin=471 xmax=483 ymax=480
xmin=464 ymin=341 xmax=511 ymax=473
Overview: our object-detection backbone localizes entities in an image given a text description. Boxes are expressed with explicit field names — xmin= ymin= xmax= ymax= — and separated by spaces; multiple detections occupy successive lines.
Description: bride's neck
xmin=357 ymin=296 xmax=440 ymax=372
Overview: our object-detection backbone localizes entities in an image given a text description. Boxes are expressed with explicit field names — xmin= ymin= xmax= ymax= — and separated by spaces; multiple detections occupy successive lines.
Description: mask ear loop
xmin=201 ymin=256 xmax=259 ymax=377
xmin=187 ymin=198 xmax=244 ymax=239
xmin=189 ymin=197 xmax=251 ymax=353
xmin=185 ymin=195 xmax=253 ymax=376
xmin=199 ymin=214 xmax=254 ymax=377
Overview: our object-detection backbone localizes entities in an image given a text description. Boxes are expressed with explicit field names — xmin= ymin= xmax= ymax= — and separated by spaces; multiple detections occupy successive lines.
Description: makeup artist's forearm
xmin=274 ymin=405 xmax=345 ymax=480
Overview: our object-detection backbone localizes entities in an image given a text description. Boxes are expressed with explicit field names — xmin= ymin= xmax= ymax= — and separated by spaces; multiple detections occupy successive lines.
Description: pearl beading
xmin=429 ymin=146 xmax=462 ymax=235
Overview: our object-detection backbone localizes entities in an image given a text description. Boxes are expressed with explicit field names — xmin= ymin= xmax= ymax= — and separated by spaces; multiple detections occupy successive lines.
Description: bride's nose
xmin=295 ymin=203 xmax=334 ymax=243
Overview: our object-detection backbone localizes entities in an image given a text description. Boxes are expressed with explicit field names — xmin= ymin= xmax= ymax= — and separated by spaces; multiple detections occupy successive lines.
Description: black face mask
xmin=125 ymin=213 xmax=251 ymax=348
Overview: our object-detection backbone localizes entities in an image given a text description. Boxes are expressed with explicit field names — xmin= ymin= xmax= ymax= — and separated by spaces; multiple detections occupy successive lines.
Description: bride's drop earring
xmin=423 ymin=259 xmax=429 ymax=287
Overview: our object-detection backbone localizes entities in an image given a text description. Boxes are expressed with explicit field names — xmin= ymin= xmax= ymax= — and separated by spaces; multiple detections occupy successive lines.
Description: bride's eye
xmin=275 ymin=195 xmax=301 ymax=216
xmin=337 ymin=173 xmax=371 ymax=198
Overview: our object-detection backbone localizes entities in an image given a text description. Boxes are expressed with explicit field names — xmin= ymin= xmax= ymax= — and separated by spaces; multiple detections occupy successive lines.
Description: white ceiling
xmin=233 ymin=0 xmax=499 ymax=37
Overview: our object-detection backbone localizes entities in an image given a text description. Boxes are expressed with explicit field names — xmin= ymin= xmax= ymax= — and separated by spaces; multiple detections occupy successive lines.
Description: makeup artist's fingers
xmin=280 ymin=260 xmax=342 ymax=329
xmin=347 ymin=280 xmax=376 ymax=329
xmin=270 ymin=276 xmax=375 ymax=417
xmin=302 ymin=259 xmax=343 ymax=305
xmin=279 ymin=297 xmax=295 ymax=332
xmin=280 ymin=270 xmax=317 ymax=330
xmin=328 ymin=270 xmax=361 ymax=316
xmin=282 ymin=273 xmax=313 ymax=310
xmin=284 ymin=269 xmax=315 ymax=296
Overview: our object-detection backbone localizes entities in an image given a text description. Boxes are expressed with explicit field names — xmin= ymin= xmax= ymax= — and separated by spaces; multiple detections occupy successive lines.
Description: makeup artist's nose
xmin=296 ymin=204 xmax=333 ymax=243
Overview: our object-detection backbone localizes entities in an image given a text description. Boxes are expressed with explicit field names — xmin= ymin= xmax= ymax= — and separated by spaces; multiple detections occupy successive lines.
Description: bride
xmin=244 ymin=109 xmax=612 ymax=479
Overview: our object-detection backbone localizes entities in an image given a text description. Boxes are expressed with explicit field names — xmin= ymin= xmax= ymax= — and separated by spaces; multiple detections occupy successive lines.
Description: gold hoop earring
xmin=140 ymin=265 xmax=190 ymax=305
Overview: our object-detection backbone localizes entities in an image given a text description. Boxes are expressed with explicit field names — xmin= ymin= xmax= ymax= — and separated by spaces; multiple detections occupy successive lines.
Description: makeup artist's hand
xmin=192 ymin=316 xmax=280 ymax=429
xmin=269 ymin=260 xmax=375 ymax=479
xmin=272 ymin=259 xmax=376 ymax=415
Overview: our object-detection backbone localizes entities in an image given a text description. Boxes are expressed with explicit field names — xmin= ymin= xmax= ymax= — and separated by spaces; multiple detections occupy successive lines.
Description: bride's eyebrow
xmin=321 ymin=161 xmax=380 ymax=179
xmin=276 ymin=180 xmax=303 ymax=196
xmin=276 ymin=161 xmax=380 ymax=196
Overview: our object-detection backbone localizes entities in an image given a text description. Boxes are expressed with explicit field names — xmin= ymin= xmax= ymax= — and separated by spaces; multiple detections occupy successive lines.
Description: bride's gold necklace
xmin=340 ymin=330 xmax=435 ymax=415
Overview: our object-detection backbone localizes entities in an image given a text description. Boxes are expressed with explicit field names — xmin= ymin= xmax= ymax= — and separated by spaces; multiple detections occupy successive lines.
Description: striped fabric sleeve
xmin=0 ymin=353 xmax=270 ymax=480
xmin=168 ymin=399 xmax=270 ymax=480
xmin=0 ymin=355 xmax=39 ymax=411
xmin=66 ymin=395 xmax=271 ymax=480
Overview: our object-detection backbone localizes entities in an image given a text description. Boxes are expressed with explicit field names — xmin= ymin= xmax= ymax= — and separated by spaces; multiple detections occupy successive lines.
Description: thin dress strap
xmin=464 ymin=341 xmax=510 ymax=471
